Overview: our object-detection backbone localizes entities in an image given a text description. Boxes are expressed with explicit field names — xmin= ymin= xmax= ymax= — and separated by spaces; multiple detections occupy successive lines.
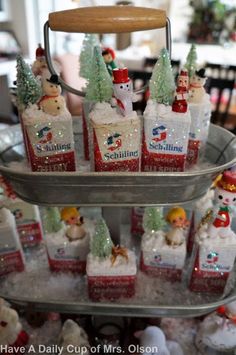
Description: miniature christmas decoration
xmin=89 ymin=47 xmax=141 ymax=172
xmin=141 ymin=206 xmax=188 ymax=281
xmin=187 ymin=68 xmax=211 ymax=166
xmin=0 ymin=208 xmax=25 ymax=277
xmin=0 ymin=298 xmax=29 ymax=350
xmin=165 ymin=207 xmax=190 ymax=247
xmin=143 ymin=207 xmax=166 ymax=233
xmin=61 ymin=207 xmax=86 ymax=241
xmin=16 ymin=55 xmax=42 ymax=110
xmin=184 ymin=44 xmax=197 ymax=79
xmin=172 ymin=70 xmax=189 ymax=113
xmin=87 ymin=218 xmax=137 ymax=300
xmin=44 ymin=207 xmax=90 ymax=273
xmin=189 ymin=68 xmax=207 ymax=104
xmin=31 ymin=44 xmax=47 ymax=77
xmin=21 ymin=73 xmax=76 ymax=172
xmin=79 ymin=34 xmax=99 ymax=82
xmin=59 ymin=319 xmax=90 ymax=355
xmin=38 ymin=75 xmax=66 ymax=116
xmin=142 ymin=49 xmax=191 ymax=172
xmin=196 ymin=300 xmax=236 ymax=352
xmin=79 ymin=34 xmax=99 ymax=160
xmin=31 ymin=44 xmax=61 ymax=79
xmin=43 ymin=207 xmax=64 ymax=234
xmin=189 ymin=171 xmax=236 ymax=293
xmin=112 ymin=67 xmax=137 ymax=117
xmin=0 ymin=176 xmax=43 ymax=247
xmin=134 ymin=326 xmax=184 ymax=355
xmin=85 ymin=46 xmax=113 ymax=104
xmin=130 ymin=207 xmax=145 ymax=237
xmin=102 ymin=47 xmax=117 ymax=77
xmin=186 ymin=188 xmax=214 ymax=254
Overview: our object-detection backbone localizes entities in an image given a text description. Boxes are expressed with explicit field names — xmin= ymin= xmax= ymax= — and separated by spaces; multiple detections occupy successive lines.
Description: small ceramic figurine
xmin=189 ymin=68 xmax=207 ymax=104
xmin=31 ymin=44 xmax=48 ymax=77
xmin=102 ymin=47 xmax=117 ymax=77
xmin=196 ymin=300 xmax=236 ymax=352
xmin=165 ymin=207 xmax=190 ymax=246
xmin=61 ymin=207 xmax=86 ymax=241
xmin=112 ymin=67 xmax=137 ymax=116
xmin=172 ymin=70 xmax=189 ymax=113
xmin=0 ymin=298 xmax=29 ymax=348
xmin=32 ymin=44 xmax=61 ymax=79
xmin=134 ymin=326 xmax=184 ymax=355
xmin=202 ymin=171 xmax=236 ymax=239
xmin=38 ymin=74 xmax=66 ymax=116
xmin=59 ymin=319 xmax=90 ymax=355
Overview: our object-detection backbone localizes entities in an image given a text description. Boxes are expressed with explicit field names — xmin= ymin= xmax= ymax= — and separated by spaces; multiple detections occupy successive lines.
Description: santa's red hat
xmin=217 ymin=170 xmax=236 ymax=192
xmin=36 ymin=44 xmax=45 ymax=58
xmin=113 ymin=68 xmax=130 ymax=84
xmin=179 ymin=69 xmax=188 ymax=77
xmin=102 ymin=47 xmax=115 ymax=60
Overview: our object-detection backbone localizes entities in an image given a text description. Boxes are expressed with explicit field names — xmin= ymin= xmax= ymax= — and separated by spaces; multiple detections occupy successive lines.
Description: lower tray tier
xmin=1 ymin=239 xmax=235 ymax=318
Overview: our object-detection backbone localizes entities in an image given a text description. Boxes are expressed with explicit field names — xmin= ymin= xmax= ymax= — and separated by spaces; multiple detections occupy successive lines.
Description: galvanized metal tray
xmin=1 ymin=293 xmax=236 ymax=318
xmin=0 ymin=124 xmax=235 ymax=206
xmin=0 ymin=227 xmax=236 ymax=318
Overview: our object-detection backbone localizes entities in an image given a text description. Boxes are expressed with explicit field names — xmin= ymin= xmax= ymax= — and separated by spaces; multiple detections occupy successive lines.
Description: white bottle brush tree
xmin=91 ymin=219 xmax=114 ymax=259
xmin=43 ymin=207 xmax=64 ymax=234
xmin=184 ymin=44 xmax=198 ymax=79
xmin=85 ymin=46 xmax=113 ymax=103
xmin=79 ymin=33 xmax=99 ymax=82
xmin=149 ymin=48 xmax=175 ymax=106
xmin=143 ymin=207 xmax=166 ymax=233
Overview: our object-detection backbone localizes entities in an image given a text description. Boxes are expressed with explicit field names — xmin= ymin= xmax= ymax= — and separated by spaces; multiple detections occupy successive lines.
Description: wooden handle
xmin=49 ymin=6 xmax=166 ymax=33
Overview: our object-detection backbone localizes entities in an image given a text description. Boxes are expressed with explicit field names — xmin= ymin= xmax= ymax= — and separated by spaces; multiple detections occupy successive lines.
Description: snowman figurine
xmin=0 ymin=298 xmax=29 ymax=349
xmin=205 ymin=171 xmax=236 ymax=239
xmin=59 ymin=319 xmax=90 ymax=355
xmin=134 ymin=326 xmax=184 ymax=355
xmin=189 ymin=68 xmax=207 ymax=104
xmin=196 ymin=300 xmax=236 ymax=352
xmin=172 ymin=70 xmax=189 ymax=113
xmin=112 ymin=67 xmax=136 ymax=117
xmin=38 ymin=74 xmax=67 ymax=116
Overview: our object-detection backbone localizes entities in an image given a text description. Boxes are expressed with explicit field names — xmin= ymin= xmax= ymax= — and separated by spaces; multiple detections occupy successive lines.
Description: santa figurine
xmin=112 ymin=67 xmax=136 ymax=117
xmin=0 ymin=298 xmax=29 ymax=352
xmin=38 ymin=74 xmax=67 ymax=116
xmin=31 ymin=44 xmax=48 ymax=77
xmin=196 ymin=300 xmax=236 ymax=352
xmin=189 ymin=68 xmax=207 ymax=103
xmin=172 ymin=70 xmax=189 ymax=113
xmin=31 ymin=44 xmax=61 ymax=79
xmin=205 ymin=170 xmax=236 ymax=239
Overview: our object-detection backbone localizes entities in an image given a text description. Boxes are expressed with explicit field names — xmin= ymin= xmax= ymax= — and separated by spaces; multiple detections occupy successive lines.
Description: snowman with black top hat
xmin=189 ymin=68 xmax=207 ymax=103
xmin=39 ymin=74 xmax=67 ymax=116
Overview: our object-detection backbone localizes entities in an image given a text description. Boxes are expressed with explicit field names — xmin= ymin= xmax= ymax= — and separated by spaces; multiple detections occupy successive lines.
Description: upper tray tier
xmin=0 ymin=124 xmax=235 ymax=206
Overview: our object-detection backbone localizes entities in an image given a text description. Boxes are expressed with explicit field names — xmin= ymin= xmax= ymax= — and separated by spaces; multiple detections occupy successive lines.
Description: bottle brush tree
xmin=143 ymin=207 xmax=166 ymax=233
xmin=43 ymin=207 xmax=64 ymax=234
xmin=184 ymin=44 xmax=198 ymax=79
xmin=16 ymin=55 xmax=42 ymax=109
xmin=149 ymin=48 xmax=175 ymax=106
xmin=85 ymin=46 xmax=113 ymax=103
xmin=79 ymin=33 xmax=99 ymax=81
xmin=91 ymin=218 xmax=114 ymax=259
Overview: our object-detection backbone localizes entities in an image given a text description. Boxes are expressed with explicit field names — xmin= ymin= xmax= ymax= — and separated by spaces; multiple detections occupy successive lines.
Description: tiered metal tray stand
xmin=1 ymin=6 xmax=236 ymax=318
